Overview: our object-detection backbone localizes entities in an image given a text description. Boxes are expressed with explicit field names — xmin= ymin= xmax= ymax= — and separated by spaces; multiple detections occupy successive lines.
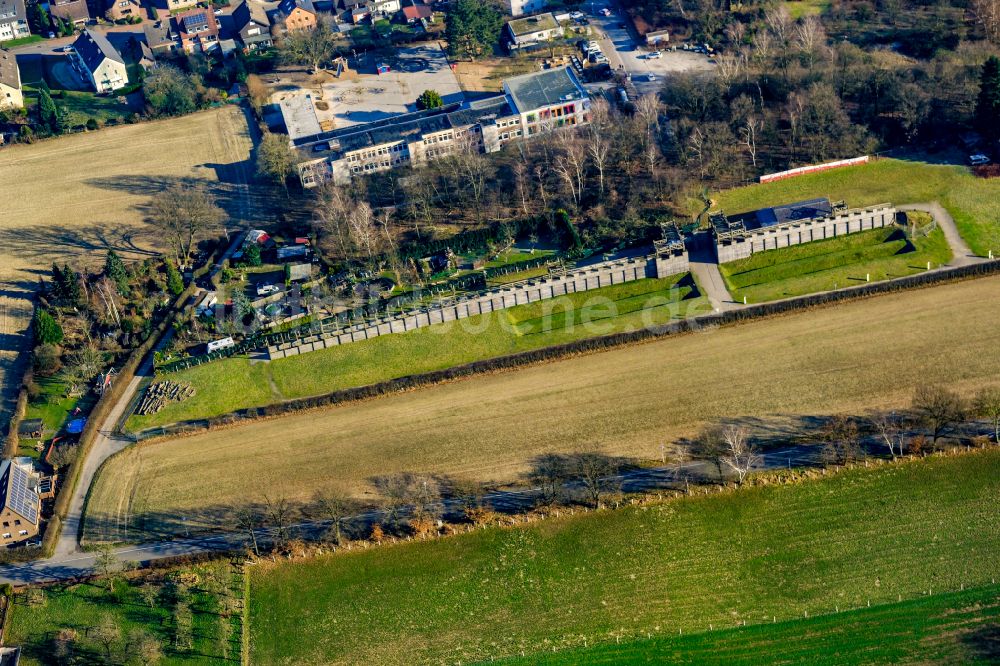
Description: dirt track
xmin=0 ymin=106 xmax=260 ymax=427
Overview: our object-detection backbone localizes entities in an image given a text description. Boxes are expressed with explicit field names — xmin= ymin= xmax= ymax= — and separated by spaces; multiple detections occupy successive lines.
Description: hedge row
xmin=40 ymin=245 xmax=225 ymax=558
xmin=2 ymin=360 xmax=32 ymax=460
xmin=136 ymin=260 xmax=1000 ymax=441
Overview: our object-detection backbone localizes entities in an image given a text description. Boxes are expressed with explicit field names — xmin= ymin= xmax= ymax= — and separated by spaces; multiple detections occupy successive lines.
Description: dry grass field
xmin=0 ymin=107 xmax=260 ymax=426
xmin=84 ymin=275 xmax=1000 ymax=542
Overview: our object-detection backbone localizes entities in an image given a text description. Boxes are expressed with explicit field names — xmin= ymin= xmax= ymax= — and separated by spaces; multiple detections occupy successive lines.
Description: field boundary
xmin=126 ymin=259 xmax=1000 ymax=442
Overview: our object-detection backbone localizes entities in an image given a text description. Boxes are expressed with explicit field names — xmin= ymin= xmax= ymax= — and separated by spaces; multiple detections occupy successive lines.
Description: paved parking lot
xmin=275 ymin=43 xmax=465 ymax=131
xmin=585 ymin=1 xmax=715 ymax=95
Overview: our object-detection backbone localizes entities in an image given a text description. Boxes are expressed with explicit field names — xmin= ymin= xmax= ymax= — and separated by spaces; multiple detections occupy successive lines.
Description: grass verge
xmin=126 ymin=274 xmax=705 ymax=431
xmin=247 ymin=449 xmax=1000 ymax=665
xmin=719 ymin=225 xmax=952 ymax=302
xmin=703 ymin=158 xmax=1000 ymax=256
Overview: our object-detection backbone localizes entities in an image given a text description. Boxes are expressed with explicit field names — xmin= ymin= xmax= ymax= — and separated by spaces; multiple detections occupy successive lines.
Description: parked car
xmin=647 ymin=73 xmax=658 ymax=81
xmin=647 ymin=50 xmax=662 ymax=59
xmin=569 ymin=10 xmax=584 ymax=19
xmin=600 ymin=7 xmax=612 ymax=16
xmin=256 ymin=284 xmax=280 ymax=296
xmin=969 ymin=154 xmax=991 ymax=166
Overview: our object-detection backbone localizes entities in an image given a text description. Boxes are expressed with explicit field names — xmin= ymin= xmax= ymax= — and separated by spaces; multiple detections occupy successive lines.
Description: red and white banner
xmin=760 ymin=156 xmax=870 ymax=184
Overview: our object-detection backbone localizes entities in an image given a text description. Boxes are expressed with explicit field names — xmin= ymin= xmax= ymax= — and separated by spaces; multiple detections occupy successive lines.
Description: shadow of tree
xmin=962 ymin=623 xmax=1000 ymax=661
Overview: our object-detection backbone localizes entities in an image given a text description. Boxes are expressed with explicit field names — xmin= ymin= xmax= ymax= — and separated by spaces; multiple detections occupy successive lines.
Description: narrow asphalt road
xmin=0 ymin=444 xmax=824 ymax=585
xmin=54 ymin=233 xmax=247 ymax=560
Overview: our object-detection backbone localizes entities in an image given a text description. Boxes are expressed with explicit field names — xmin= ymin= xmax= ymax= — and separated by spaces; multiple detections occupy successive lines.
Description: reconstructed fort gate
xmin=710 ymin=198 xmax=898 ymax=263
xmin=266 ymin=227 xmax=690 ymax=360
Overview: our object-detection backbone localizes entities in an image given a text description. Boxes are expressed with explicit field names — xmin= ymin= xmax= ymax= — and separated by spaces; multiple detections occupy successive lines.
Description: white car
xmin=647 ymin=50 xmax=662 ymax=59
xmin=256 ymin=284 xmax=280 ymax=296
xmin=569 ymin=11 xmax=584 ymax=19
xmin=969 ymin=154 xmax=991 ymax=166
xmin=600 ymin=8 xmax=612 ymax=16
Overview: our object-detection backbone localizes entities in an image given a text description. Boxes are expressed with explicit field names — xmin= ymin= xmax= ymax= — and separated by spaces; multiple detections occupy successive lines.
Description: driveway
xmin=586 ymin=1 xmax=714 ymax=95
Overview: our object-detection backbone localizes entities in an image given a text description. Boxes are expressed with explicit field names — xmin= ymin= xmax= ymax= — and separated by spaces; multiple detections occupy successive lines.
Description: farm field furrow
xmin=84 ymin=274 xmax=1000 ymax=543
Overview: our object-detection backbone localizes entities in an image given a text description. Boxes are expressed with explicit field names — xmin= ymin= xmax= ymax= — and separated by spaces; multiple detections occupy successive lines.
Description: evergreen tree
xmin=975 ymin=56 xmax=1000 ymax=140
xmin=37 ymin=88 xmax=59 ymax=135
xmin=104 ymin=250 xmax=129 ymax=295
xmin=60 ymin=264 xmax=82 ymax=306
xmin=33 ymin=309 xmax=63 ymax=346
xmin=50 ymin=263 xmax=65 ymax=300
xmin=165 ymin=260 xmax=184 ymax=296
xmin=445 ymin=0 xmax=503 ymax=61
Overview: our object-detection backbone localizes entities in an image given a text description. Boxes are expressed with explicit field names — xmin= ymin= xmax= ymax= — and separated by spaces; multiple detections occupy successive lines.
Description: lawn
xmin=784 ymin=0 xmax=831 ymax=19
xmin=719 ymin=224 xmax=952 ymax=303
xmin=246 ymin=450 xmax=1000 ymax=665
xmin=24 ymin=376 xmax=89 ymax=434
xmin=125 ymin=274 xmax=706 ymax=431
xmin=87 ymin=275 xmax=1000 ymax=543
xmin=0 ymin=34 xmax=43 ymax=48
xmin=6 ymin=560 xmax=242 ymax=665
xmin=703 ymin=158 xmax=1000 ymax=257
xmin=499 ymin=584 xmax=1000 ymax=665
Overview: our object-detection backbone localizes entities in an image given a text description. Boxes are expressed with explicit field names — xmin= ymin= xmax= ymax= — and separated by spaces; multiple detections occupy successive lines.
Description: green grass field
xmin=7 ymin=560 xmax=242 ymax=665
xmin=704 ymin=158 xmax=1000 ymax=256
xmin=719 ymin=224 xmax=952 ymax=302
xmin=127 ymin=274 xmax=707 ymax=431
xmin=247 ymin=450 xmax=1000 ymax=665
xmin=784 ymin=0 xmax=831 ymax=18
xmin=499 ymin=584 xmax=1000 ymax=665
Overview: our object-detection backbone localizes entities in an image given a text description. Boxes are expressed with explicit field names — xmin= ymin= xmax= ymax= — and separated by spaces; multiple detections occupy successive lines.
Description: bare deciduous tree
xmin=819 ymin=414 xmax=862 ymax=465
xmin=529 ymin=453 xmax=570 ymax=508
xmin=235 ymin=505 xmax=262 ymax=557
xmin=553 ymin=133 xmax=587 ymax=209
xmin=148 ymin=185 xmax=226 ymax=265
xmin=569 ymin=452 xmax=624 ymax=508
xmin=91 ymin=614 xmax=122 ymax=662
xmin=309 ymin=490 xmax=356 ymax=545
xmin=872 ymin=412 xmax=905 ymax=459
xmin=912 ymin=385 xmax=966 ymax=445
xmin=974 ymin=387 xmax=1000 ymax=443
xmin=264 ymin=495 xmax=294 ymax=547
xmin=971 ymin=0 xmax=1000 ymax=43
xmin=740 ymin=117 xmax=761 ymax=167
xmin=720 ymin=425 xmax=759 ymax=485
xmin=691 ymin=426 xmax=726 ymax=481
xmin=93 ymin=544 xmax=121 ymax=591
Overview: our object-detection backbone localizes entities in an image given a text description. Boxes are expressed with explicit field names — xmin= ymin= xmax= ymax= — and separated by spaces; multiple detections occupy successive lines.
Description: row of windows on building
xmin=1 ymin=530 xmax=29 ymax=539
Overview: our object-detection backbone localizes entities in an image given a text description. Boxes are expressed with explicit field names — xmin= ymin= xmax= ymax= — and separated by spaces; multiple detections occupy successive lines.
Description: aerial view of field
xmin=245 ymin=450 xmax=1000 ymax=664
xmin=85 ymin=275 xmax=1000 ymax=542
xmin=0 ymin=107 xmax=259 ymax=426
xmin=503 ymin=584 xmax=1000 ymax=665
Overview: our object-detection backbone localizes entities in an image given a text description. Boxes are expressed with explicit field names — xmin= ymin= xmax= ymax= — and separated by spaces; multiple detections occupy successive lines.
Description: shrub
xmin=33 ymin=343 xmax=62 ymax=377
xmin=165 ymin=260 xmax=184 ymax=296
xmin=33 ymin=309 xmax=63 ymax=345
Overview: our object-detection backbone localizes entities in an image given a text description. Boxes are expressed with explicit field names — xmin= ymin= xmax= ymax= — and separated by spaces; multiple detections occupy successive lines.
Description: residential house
xmin=49 ymin=0 xmax=91 ymax=25
xmin=290 ymin=67 xmax=590 ymax=187
xmin=232 ymin=0 xmax=272 ymax=52
xmin=506 ymin=12 xmax=562 ymax=48
xmin=154 ymin=0 xmax=198 ymax=12
xmin=0 ymin=459 xmax=40 ymax=547
xmin=105 ymin=0 xmax=142 ymax=22
xmin=400 ymin=3 xmax=431 ymax=24
xmin=142 ymin=19 xmax=178 ymax=55
xmin=0 ymin=48 xmax=21 ymax=110
xmin=127 ymin=35 xmax=157 ymax=69
xmin=176 ymin=7 xmax=220 ymax=53
xmin=504 ymin=0 xmax=551 ymax=18
xmin=338 ymin=0 xmax=364 ymax=19
xmin=271 ymin=0 xmax=317 ymax=34
xmin=368 ymin=0 xmax=399 ymax=16
xmin=68 ymin=29 xmax=129 ymax=93
xmin=0 ymin=0 xmax=29 ymax=43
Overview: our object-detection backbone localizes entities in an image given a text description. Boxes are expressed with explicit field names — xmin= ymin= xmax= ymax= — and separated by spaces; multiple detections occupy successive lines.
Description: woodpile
xmin=136 ymin=381 xmax=195 ymax=415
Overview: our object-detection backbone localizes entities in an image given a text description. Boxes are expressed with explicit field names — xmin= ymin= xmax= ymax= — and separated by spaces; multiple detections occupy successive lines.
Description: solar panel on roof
xmin=7 ymin=465 xmax=38 ymax=524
